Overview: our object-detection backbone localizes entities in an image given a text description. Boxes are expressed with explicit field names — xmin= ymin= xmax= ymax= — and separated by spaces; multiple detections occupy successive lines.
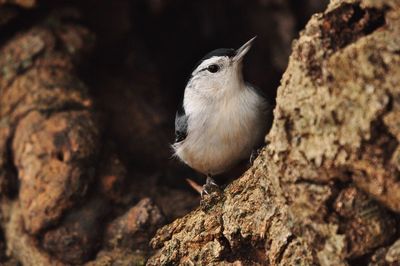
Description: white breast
xmin=174 ymin=85 xmax=268 ymax=175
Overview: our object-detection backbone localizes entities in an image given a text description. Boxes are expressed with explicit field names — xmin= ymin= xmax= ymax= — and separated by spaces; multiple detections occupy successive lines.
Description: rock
xmin=13 ymin=110 xmax=99 ymax=234
xmin=0 ymin=9 xmax=103 ymax=265
xmin=0 ymin=14 xmax=98 ymax=235
xmin=86 ymin=249 xmax=147 ymax=266
xmin=386 ymin=239 xmax=400 ymax=264
xmin=149 ymin=0 xmax=400 ymax=264
xmin=148 ymin=167 xmax=315 ymax=265
xmin=104 ymin=198 xmax=164 ymax=250
xmin=42 ymin=197 xmax=110 ymax=265
xmin=333 ymin=186 xmax=396 ymax=258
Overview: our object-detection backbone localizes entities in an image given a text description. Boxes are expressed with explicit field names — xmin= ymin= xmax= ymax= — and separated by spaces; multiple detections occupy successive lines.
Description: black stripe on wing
xmin=175 ymin=105 xmax=188 ymax=143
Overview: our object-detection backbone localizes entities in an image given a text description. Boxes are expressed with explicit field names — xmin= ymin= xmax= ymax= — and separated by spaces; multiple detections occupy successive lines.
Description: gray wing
xmin=175 ymin=106 xmax=188 ymax=143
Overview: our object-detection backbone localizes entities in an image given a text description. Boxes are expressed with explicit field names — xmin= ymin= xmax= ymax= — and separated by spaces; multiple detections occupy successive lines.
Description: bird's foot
xmin=201 ymin=176 xmax=220 ymax=197
xmin=250 ymin=147 xmax=263 ymax=165
xmin=200 ymin=176 xmax=223 ymax=210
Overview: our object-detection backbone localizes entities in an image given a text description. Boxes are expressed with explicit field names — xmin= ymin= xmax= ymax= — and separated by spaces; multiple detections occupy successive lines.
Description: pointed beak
xmin=233 ymin=36 xmax=257 ymax=63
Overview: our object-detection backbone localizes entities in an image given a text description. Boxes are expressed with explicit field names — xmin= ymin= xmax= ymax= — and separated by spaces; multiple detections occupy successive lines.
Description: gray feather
xmin=175 ymin=106 xmax=188 ymax=143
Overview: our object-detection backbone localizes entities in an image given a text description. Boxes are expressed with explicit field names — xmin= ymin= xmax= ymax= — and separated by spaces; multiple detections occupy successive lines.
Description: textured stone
xmin=149 ymin=0 xmax=400 ymax=264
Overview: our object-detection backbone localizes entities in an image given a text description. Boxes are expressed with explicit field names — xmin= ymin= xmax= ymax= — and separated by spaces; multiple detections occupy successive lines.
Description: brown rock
xmin=42 ymin=197 xmax=110 ymax=265
xmin=149 ymin=0 xmax=400 ymax=264
xmin=368 ymin=239 xmax=400 ymax=266
xmin=3 ymin=202 xmax=65 ymax=266
xmin=148 ymin=167 xmax=315 ymax=265
xmin=86 ymin=249 xmax=147 ymax=266
xmin=0 ymin=9 xmax=105 ymax=265
xmin=0 ymin=17 xmax=96 ymax=212
xmin=333 ymin=186 xmax=396 ymax=258
xmin=13 ymin=110 xmax=99 ymax=234
xmin=386 ymin=239 xmax=400 ymax=264
xmin=105 ymin=198 xmax=164 ymax=250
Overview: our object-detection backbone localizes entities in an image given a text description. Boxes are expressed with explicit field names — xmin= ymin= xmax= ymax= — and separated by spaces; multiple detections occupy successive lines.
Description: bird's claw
xmin=201 ymin=176 xmax=220 ymax=197
xmin=206 ymin=176 xmax=218 ymax=186
xmin=250 ymin=147 xmax=263 ymax=165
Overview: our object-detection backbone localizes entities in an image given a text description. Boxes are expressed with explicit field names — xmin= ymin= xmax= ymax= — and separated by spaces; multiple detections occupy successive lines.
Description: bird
xmin=173 ymin=37 xmax=272 ymax=194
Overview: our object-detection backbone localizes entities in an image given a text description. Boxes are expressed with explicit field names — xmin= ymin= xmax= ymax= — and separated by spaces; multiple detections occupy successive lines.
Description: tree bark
xmin=149 ymin=0 xmax=400 ymax=265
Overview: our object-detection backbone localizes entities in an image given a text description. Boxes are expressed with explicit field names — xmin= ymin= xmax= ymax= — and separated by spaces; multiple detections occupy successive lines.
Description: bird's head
xmin=188 ymin=37 xmax=256 ymax=97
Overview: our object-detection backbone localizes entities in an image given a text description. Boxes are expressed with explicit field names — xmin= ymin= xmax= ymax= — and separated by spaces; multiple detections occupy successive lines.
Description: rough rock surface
xmin=104 ymin=198 xmax=165 ymax=251
xmin=149 ymin=0 xmax=400 ymax=265
xmin=0 ymin=10 xmax=166 ymax=266
xmin=1 ymin=0 xmax=399 ymax=265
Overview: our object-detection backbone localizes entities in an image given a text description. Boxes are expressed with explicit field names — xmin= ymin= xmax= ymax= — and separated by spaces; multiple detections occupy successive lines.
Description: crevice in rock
xmin=360 ymin=111 xmax=398 ymax=165
xmin=4 ymin=134 xmax=19 ymax=199
xmin=276 ymin=234 xmax=296 ymax=265
xmin=322 ymin=3 xmax=386 ymax=52
xmin=38 ymin=101 xmax=91 ymax=116
xmin=224 ymin=233 xmax=266 ymax=264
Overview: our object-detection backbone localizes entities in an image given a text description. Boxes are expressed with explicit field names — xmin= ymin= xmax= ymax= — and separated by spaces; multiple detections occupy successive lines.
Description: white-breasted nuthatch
xmin=173 ymin=37 xmax=272 ymax=188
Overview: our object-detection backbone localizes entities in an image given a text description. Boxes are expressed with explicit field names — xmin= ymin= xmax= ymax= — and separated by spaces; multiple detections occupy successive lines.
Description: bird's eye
xmin=207 ymin=64 xmax=220 ymax=73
